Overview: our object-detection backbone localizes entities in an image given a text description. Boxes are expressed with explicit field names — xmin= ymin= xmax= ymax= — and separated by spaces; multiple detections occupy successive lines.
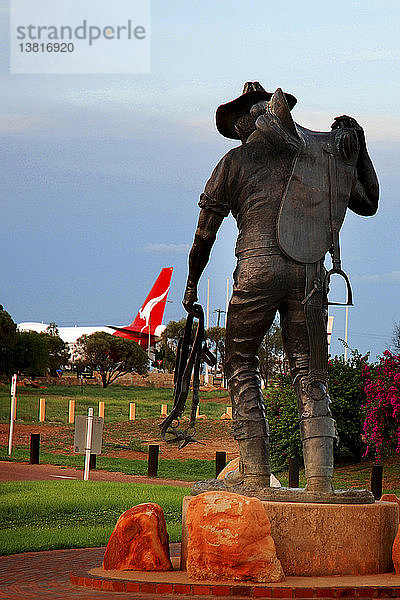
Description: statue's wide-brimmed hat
xmin=216 ymin=81 xmax=297 ymax=140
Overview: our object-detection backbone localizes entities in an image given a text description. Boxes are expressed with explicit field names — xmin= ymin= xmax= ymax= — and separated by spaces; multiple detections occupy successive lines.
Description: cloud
xmin=142 ymin=243 xmax=190 ymax=254
xmin=353 ymin=271 xmax=400 ymax=283
xmin=0 ymin=113 xmax=56 ymax=133
xmin=296 ymin=110 xmax=400 ymax=143
xmin=335 ymin=49 xmax=400 ymax=64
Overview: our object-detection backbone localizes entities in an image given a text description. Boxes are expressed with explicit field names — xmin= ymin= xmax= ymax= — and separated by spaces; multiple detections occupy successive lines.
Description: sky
xmin=1 ymin=0 xmax=399 ymax=359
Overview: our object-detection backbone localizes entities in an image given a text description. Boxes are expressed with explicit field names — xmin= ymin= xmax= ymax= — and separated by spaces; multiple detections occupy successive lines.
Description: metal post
xmin=344 ymin=306 xmax=349 ymax=361
xmin=8 ymin=374 xmax=17 ymax=455
xmin=288 ymin=457 xmax=300 ymax=488
xmin=148 ymin=313 xmax=151 ymax=359
xmin=83 ymin=407 xmax=94 ymax=481
xmin=89 ymin=454 xmax=96 ymax=470
xmin=148 ymin=444 xmax=159 ymax=477
xmin=371 ymin=464 xmax=383 ymax=500
xmin=225 ymin=278 xmax=229 ymax=328
xmin=30 ymin=434 xmax=40 ymax=464
xmin=215 ymin=451 xmax=227 ymax=477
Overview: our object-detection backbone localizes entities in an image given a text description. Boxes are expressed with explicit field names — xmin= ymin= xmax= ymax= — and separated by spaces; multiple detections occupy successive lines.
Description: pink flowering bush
xmin=362 ymin=351 xmax=400 ymax=462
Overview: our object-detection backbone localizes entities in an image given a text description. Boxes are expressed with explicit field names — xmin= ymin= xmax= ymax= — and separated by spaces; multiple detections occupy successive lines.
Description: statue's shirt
xmin=199 ymin=131 xmax=295 ymax=258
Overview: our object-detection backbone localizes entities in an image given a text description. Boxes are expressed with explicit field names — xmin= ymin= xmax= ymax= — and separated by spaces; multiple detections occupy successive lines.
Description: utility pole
xmin=225 ymin=278 xmax=229 ymax=328
xmin=214 ymin=308 xmax=226 ymax=327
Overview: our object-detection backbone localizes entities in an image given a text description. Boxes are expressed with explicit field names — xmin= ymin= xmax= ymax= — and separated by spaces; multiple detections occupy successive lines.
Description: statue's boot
xmin=293 ymin=375 xmax=336 ymax=494
xmin=191 ymin=425 xmax=373 ymax=503
xmin=225 ymin=437 xmax=271 ymax=490
xmin=300 ymin=416 xmax=336 ymax=493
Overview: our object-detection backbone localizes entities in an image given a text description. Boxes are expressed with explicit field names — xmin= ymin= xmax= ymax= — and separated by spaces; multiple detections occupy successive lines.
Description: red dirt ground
xmin=0 ymin=420 xmax=239 ymax=461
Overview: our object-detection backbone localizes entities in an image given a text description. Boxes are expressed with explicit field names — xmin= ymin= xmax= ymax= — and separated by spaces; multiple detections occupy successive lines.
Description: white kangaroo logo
xmin=139 ymin=288 xmax=169 ymax=332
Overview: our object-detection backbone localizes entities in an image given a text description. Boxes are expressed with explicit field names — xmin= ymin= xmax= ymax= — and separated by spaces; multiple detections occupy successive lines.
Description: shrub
xmin=264 ymin=374 xmax=301 ymax=470
xmin=362 ymin=351 xmax=400 ymax=462
xmin=328 ymin=351 xmax=369 ymax=461
xmin=264 ymin=351 xmax=369 ymax=468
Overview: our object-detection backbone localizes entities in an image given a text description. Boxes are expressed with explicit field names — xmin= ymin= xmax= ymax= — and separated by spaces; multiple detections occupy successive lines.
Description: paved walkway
xmin=0 ymin=546 xmax=179 ymax=600
xmin=1 ymin=546 xmax=399 ymax=600
xmin=0 ymin=461 xmax=192 ymax=487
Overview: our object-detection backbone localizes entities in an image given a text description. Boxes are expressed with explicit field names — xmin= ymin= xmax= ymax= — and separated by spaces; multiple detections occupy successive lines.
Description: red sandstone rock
xmin=186 ymin=491 xmax=284 ymax=583
xmin=103 ymin=503 xmax=173 ymax=571
xmin=381 ymin=493 xmax=400 ymax=574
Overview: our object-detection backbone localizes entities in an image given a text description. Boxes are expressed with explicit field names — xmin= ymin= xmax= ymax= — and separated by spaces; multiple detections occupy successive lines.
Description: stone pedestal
xmin=181 ymin=496 xmax=399 ymax=577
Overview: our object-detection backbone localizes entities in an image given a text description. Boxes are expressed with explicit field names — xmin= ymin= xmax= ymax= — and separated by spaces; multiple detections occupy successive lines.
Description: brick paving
xmin=1 ymin=546 xmax=399 ymax=600
xmin=0 ymin=547 xmax=122 ymax=600
xmin=0 ymin=546 xmax=186 ymax=600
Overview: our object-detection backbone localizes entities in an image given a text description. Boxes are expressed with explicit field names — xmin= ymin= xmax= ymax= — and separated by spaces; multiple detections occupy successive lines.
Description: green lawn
xmin=0 ymin=383 xmax=230 ymax=423
xmin=0 ymin=480 xmax=189 ymax=555
xmin=1 ymin=383 xmax=399 ymax=559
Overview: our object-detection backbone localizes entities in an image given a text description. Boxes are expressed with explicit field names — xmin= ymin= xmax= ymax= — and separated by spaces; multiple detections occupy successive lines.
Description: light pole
xmin=148 ymin=312 xmax=151 ymax=359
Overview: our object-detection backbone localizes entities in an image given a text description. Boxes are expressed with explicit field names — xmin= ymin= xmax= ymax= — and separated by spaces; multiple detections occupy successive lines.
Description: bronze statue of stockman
xmin=178 ymin=82 xmax=378 ymax=503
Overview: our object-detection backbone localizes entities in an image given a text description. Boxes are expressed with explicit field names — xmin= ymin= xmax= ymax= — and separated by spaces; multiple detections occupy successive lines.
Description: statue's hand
xmin=182 ymin=283 xmax=198 ymax=314
xmin=331 ymin=115 xmax=365 ymax=146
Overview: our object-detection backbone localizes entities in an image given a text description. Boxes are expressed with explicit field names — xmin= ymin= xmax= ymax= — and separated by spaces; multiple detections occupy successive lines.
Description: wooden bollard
xmin=148 ymin=444 xmax=159 ymax=477
xmin=161 ymin=404 xmax=168 ymax=417
xmin=371 ymin=464 xmax=383 ymax=500
xmin=39 ymin=398 xmax=46 ymax=422
xmin=30 ymin=433 xmax=40 ymax=464
xmin=68 ymin=400 xmax=75 ymax=424
xmin=226 ymin=406 xmax=232 ymax=419
xmin=215 ymin=451 xmax=227 ymax=477
xmin=98 ymin=401 xmax=105 ymax=419
xmin=129 ymin=402 xmax=136 ymax=421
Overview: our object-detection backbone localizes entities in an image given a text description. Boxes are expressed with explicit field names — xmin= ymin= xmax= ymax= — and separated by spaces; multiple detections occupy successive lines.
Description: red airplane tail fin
xmin=112 ymin=268 xmax=173 ymax=344
xmin=130 ymin=267 xmax=173 ymax=334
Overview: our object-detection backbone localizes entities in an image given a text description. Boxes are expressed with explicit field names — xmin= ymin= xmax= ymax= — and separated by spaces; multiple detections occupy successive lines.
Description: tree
xmin=206 ymin=326 xmax=225 ymax=372
xmin=76 ymin=332 xmax=148 ymax=387
xmin=258 ymin=321 xmax=285 ymax=385
xmin=42 ymin=324 xmax=70 ymax=376
xmin=328 ymin=351 xmax=370 ymax=461
xmin=0 ymin=306 xmax=17 ymax=378
xmin=46 ymin=322 xmax=59 ymax=337
xmin=160 ymin=318 xmax=187 ymax=373
xmin=392 ymin=322 xmax=400 ymax=354
xmin=14 ymin=331 xmax=49 ymax=377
